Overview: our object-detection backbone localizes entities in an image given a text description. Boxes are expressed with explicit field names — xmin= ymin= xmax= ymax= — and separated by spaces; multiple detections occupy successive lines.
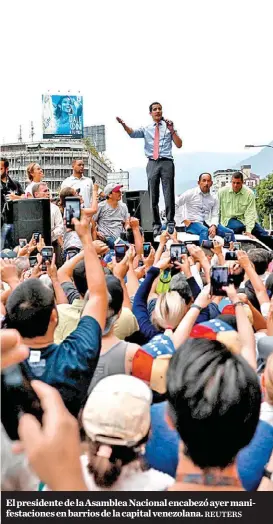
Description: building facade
xmin=213 ymin=165 xmax=260 ymax=193
xmin=1 ymin=140 xmax=110 ymax=196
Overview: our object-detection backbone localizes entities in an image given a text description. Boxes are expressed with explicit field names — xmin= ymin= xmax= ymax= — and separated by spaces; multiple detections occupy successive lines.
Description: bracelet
xmin=234 ymin=301 xmax=245 ymax=308
xmin=191 ymin=304 xmax=202 ymax=312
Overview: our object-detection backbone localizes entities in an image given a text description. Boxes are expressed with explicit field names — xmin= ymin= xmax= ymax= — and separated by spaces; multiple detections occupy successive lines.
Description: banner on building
xmin=42 ymin=94 xmax=83 ymax=138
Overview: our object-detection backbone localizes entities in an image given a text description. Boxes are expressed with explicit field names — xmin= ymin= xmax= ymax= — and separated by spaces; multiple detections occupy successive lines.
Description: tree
xmin=256 ymin=173 xmax=273 ymax=229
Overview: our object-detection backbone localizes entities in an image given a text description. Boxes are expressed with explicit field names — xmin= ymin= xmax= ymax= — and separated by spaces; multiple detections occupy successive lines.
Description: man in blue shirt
xmin=5 ymin=215 xmax=108 ymax=418
xmin=117 ymin=102 xmax=182 ymax=237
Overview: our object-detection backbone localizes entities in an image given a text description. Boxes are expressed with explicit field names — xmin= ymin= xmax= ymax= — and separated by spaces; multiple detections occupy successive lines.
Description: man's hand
xmin=17 ymin=381 xmax=87 ymax=491
xmin=96 ymin=231 xmax=105 ymax=242
xmin=194 ymin=284 xmax=211 ymax=309
xmin=129 ymin=217 xmax=140 ymax=230
xmin=236 ymin=250 xmax=252 ymax=270
xmin=222 ymin=284 xmax=239 ymax=303
xmin=73 ymin=216 xmax=91 ymax=241
xmin=154 ymin=256 xmax=171 ymax=270
xmin=211 ymin=240 xmax=223 ymax=256
xmin=174 ymin=254 xmax=191 ymax=277
xmin=0 ymin=259 xmax=19 ymax=285
xmin=113 ymin=254 xmax=129 ymax=280
xmin=30 ymin=254 xmax=46 ymax=279
xmin=127 ymin=245 xmax=136 ymax=265
xmin=164 ymin=119 xmax=174 ymax=133
xmin=187 ymin=244 xmax=206 ymax=263
xmin=134 ymin=265 xmax=146 ymax=280
xmin=208 ymin=225 xmax=217 ymax=238
xmin=92 ymin=240 xmax=109 ymax=256
xmin=116 ymin=117 xmax=125 ymax=126
xmin=183 ymin=220 xmax=192 ymax=227
xmin=159 ymin=230 xmax=169 ymax=246
xmin=37 ymin=235 xmax=45 ymax=253
xmin=46 ymin=254 xmax=58 ymax=281
xmin=143 ymin=247 xmax=155 ymax=270
xmin=1 ymin=329 xmax=29 ymax=370
xmin=244 ymin=232 xmax=256 ymax=239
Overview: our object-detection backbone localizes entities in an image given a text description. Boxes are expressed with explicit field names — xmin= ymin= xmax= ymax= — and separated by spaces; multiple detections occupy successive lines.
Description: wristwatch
xmin=263 ymin=467 xmax=273 ymax=482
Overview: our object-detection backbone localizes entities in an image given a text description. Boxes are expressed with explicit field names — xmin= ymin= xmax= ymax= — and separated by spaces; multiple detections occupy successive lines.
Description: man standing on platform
xmin=117 ymin=102 xmax=182 ymax=237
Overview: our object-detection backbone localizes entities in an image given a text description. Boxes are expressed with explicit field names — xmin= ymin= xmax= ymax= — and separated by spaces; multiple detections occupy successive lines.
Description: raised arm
xmin=237 ymin=251 xmax=270 ymax=307
xmin=73 ymin=216 xmax=107 ymax=330
xmin=116 ymin=117 xmax=144 ymax=138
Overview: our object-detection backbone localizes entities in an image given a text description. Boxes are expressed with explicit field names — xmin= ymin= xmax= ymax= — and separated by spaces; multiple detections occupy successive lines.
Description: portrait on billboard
xmin=42 ymin=94 xmax=83 ymax=138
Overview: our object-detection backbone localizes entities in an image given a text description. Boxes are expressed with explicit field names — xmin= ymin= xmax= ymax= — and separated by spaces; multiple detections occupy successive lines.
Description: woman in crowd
xmin=43 ymin=375 xmax=174 ymax=491
xmin=25 ymin=163 xmax=44 ymax=198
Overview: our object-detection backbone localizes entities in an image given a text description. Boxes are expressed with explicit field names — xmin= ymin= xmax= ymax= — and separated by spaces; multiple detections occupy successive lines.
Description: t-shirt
xmin=22 ymin=316 xmax=101 ymax=417
xmin=43 ymin=455 xmax=174 ymax=491
xmin=60 ymin=175 xmax=93 ymax=208
xmin=63 ymin=230 xmax=82 ymax=251
xmin=59 ymin=282 xmax=138 ymax=343
xmin=93 ymin=201 xmax=129 ymax=239
xmin=25 ymin=182 xmax=36 ymax=197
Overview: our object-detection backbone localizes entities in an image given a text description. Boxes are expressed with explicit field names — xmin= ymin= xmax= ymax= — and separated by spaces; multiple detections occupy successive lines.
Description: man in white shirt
xmin=33 ymin=182 xmax=64 ymax=266
xmin=60 ymin=159 xmax=93 ymax=208
xmin=175 ymin=173 xmax=235 ymax=245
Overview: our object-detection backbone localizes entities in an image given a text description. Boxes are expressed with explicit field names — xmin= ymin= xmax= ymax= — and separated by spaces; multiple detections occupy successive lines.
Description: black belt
xmin=148 ymin=157 xmax=173 ymax=162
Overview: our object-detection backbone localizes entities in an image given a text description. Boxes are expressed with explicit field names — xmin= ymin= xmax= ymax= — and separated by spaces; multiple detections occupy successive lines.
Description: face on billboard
xmin=42 ymin=94 xmax=83 ymax=138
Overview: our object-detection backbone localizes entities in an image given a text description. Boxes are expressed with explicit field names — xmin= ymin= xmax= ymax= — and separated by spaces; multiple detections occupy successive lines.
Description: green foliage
xmin=82 ymin=137 xmax=100 ymax=159
xmin=256 ymin=173 xmax=273 ymax=228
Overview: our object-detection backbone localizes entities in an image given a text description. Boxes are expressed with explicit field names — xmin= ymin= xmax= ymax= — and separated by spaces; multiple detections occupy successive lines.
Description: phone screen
xmin=233 ymin=242 xmax=241 ymax=250
xmin=29 ymin=256 xmax=37 ymax=268
xmin=33 ymin=232 xmax=40 ymax=242
xmin=19 ymin=239 xmax=27 ymax=248
xmin=65 ymin=197 xmax=81 ymax=228
xmin=211 ymin=266 xmax=229 ymax=296
xmin=225 ymin=251 xmax=238 ymax=261
xmin=114 ymin=244 xmax=126 ymax=263
xmin=170 ymin=243 xmax=188 ymax=262
xmin=1 ymin=364 xmax=43 ymax=441
xmin=41 ymin=246 xmax=53 ymax=271
xmin=143 ymin=242 xmax=151 ymax=257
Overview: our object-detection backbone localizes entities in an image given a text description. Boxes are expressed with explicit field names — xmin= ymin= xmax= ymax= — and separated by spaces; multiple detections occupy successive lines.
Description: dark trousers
xmin=146 ymin=159 xmax=175 ymax=226
xmin=227 ymin=218 xmax=273 ymax=250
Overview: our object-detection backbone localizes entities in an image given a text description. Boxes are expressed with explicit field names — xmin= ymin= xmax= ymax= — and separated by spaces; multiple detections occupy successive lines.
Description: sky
xmin=1 ymin=0 xmax=272 ymax=170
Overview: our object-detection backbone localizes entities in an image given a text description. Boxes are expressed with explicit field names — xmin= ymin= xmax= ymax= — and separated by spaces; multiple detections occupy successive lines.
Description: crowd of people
xmin=1 ymin=126 xmax=273 ymax=493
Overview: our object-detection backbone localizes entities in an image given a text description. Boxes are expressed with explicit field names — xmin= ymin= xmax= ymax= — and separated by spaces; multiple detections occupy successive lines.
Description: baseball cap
xmin=82 ymin=375 xmax=152 ymax=447
xmin=104 ymin=183 xmax=123 ymax=196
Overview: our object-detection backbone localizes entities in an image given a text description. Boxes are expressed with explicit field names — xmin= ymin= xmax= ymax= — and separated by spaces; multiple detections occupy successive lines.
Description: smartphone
xmin=75 ymin=188 xmax=81 ymax=195
xmin=29 ymin=256 xmax=37 ymax=268
xmin=201 ymin=240 xmax=213 ymax=249
xmin=65 ymin=197 xmax=81 ymax=229
xmin=210 ymin=266 xmax=229 ymax=296
xmin=114 ymin=244 xmax=126 ymax=263
xmin=225 ymin=251 xmax=238 ymax=261
xmin=143 ymin=242 xmax=151 ymax=257
xmin=41 ymin=246 xmax=54 ymax=271
xmin=1 ymin=364 xmax=43 ymax=441
xmin=19 ymin=238 xmax=27 ymax=248
xmin=66 ymin=250 xmax=78 ymax=260
xmin=33 ymin=232 xmax=40 ymax=242
xmin=223 ymin=233 xmax=233 ymax=248
xmin=233 ymin=242 xmax=241 ymax=251
xmin=170 ymin=243 xmax=188 ymax=263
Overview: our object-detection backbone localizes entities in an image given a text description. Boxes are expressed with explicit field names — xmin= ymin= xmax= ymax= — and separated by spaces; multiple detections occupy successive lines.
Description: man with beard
xmin=1 ymin=158 xmax=24 ymax=249
xmin=175 ymin=173 xmax=235 ymax=245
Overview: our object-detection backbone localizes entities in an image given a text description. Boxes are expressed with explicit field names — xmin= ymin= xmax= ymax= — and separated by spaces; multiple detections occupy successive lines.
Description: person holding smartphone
xmin=117 ymin=103 xmax=182 ymax=237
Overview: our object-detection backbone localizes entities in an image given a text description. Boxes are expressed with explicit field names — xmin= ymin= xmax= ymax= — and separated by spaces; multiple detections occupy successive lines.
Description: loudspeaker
xmin=12 ymin=199 xmax=51 ymax=246
xmin=123 ymin=190 xmax=153 ymax=232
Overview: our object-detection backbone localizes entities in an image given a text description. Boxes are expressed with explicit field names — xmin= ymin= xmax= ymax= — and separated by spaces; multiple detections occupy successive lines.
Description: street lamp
xmin=245 ymin=144 xmax=273 ymax=149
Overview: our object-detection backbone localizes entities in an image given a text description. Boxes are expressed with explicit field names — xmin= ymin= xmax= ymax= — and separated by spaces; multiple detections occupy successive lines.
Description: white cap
xmin=82 ymin=375 xmax=152 ymax=447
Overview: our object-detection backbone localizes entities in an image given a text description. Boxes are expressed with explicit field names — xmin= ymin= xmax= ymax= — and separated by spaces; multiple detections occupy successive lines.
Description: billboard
xmin=42 ymin=94 xmax=83 ymax=138
xmin=107 ymin=171 xmax=129 ymax=191
xmin=84 ymin=125 xmax=106 ymax=152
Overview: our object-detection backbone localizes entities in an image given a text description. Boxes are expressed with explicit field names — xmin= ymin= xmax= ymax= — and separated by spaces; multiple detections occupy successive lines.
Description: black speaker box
xmin=123 ymin=190 xmax=153 ymax=232
xmin=12 ymin=199 xmax=51 ymax=246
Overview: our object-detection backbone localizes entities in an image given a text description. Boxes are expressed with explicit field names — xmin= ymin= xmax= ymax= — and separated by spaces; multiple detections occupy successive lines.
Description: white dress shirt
xmin=50 ymin=203 xmax=64 ymax=242
xmin=175 ymin=187 xmax=219 ymax=226
xmin=60 ymin=175 xmax=93 ymax=208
